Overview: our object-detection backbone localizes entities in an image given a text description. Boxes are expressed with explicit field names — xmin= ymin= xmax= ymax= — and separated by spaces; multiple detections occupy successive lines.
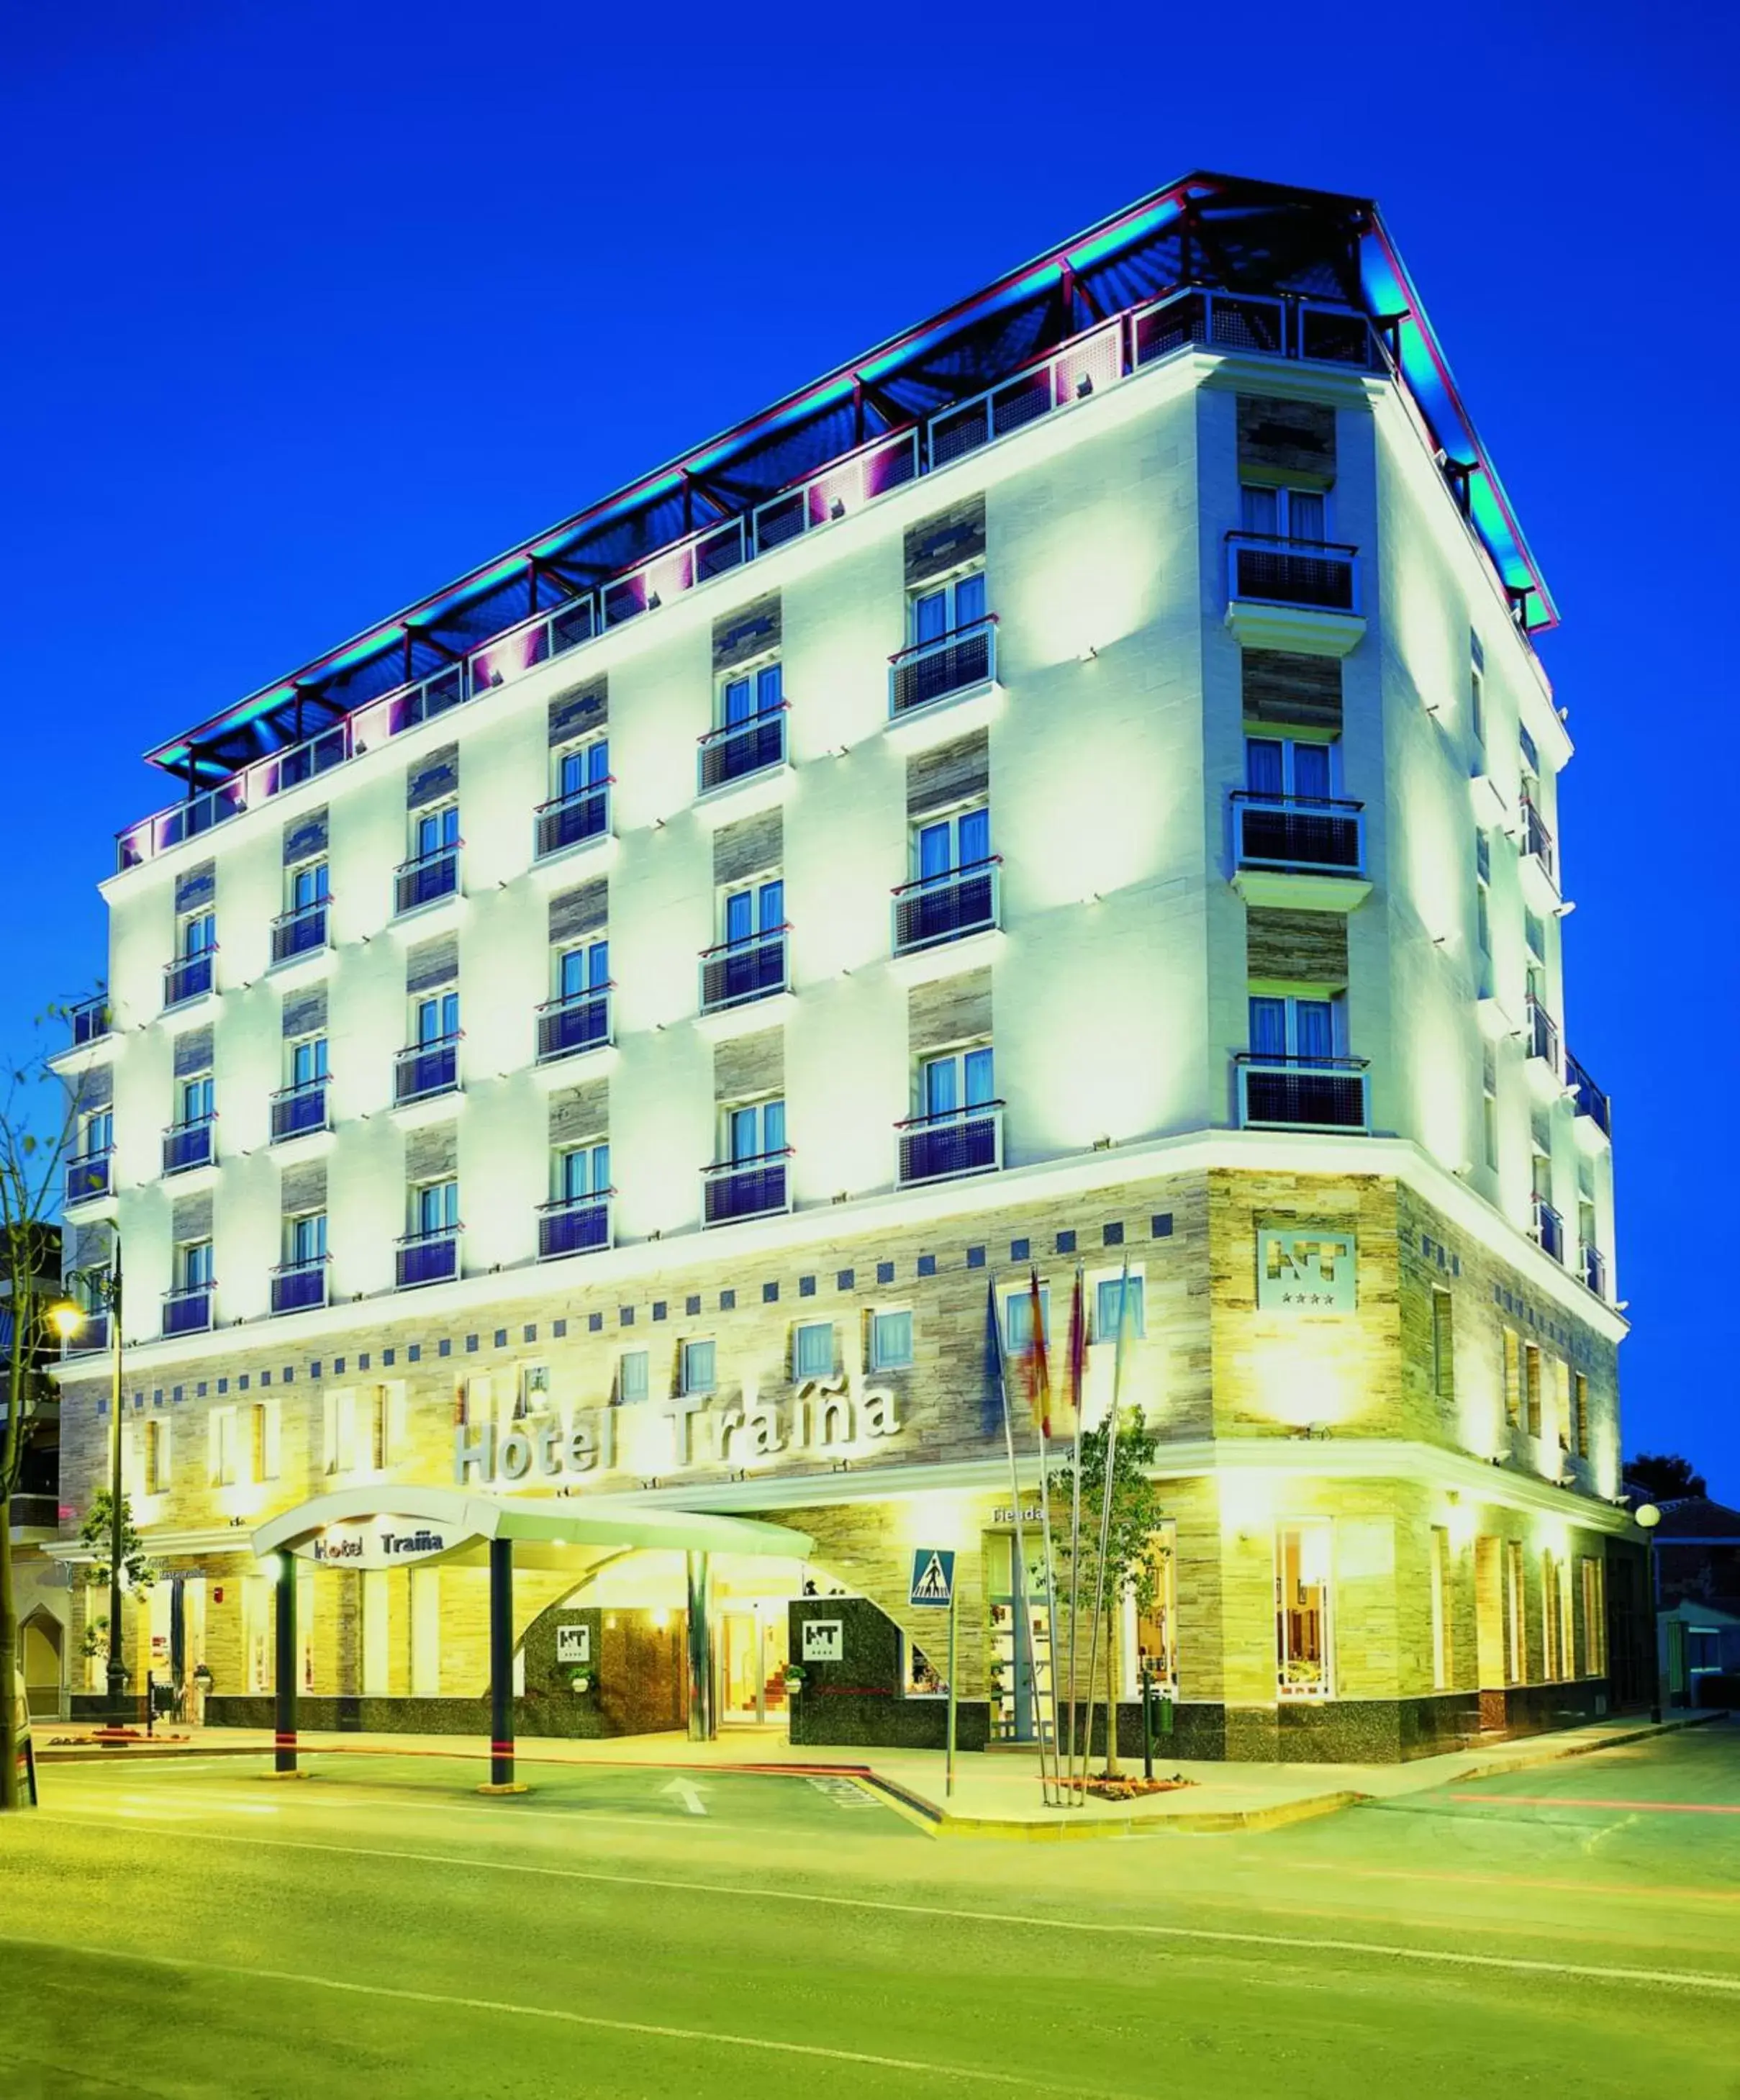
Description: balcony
xmin=67 ymin=995 xmax=111 ymax=1050
xmin=1580 ymin=1241 xmax=1608 ymax=1300
xmin=162 ymin=1283 xmax=214 ymax=1338
xmin=1231 ymin=794 xmax=1370 ymax=912
xmin=9 ymin=1493 xmax=60 ymax=1534
xmin=536 ymin=987 xmax=612 ymax=1066
xmin=887 ymin=617 xmax=999 ymax=733
xmin=394 ymin=1034 xmax=461 ymax=1107
xmin=702 ymin=1150 xmax=791 ymax=1226
xmin=64 ymin=1148 xmax=114 ymax=1208
xmin=163 ymin=949 xmax=215 ymax=1010
xmin=1531 ymin=1197 xmax=1565 ymax=1264
xmin=61 ymin=1311 xmax=109 ymax=1357
xmin=397 ymin=1227 xmax=460 ymax=1289
xmin=534 ymin=781 xmax=611 ymax=864
xmin=394 ymin=844 xmax=461 ymax=918
xmin=271 ymin=1078 xmax=330 ymax=1144
xmin=1224 ymin=534 xmax=1363 ymax=656
xmin=1523 ymin=997 xmax=1563 ymax=1094
xmin=698 ymin=706 xmax=788 ymax=798
xmin=162 ymin=1115 xmax=216 ymax=1176
xmin=699 ymin=927 xmax=789 ymax=1017
xmin=1565 ymin=1049 xmax=1612 ymax=1149
xmin=897 ymin=1101 xmax=1003 ymax=1186
xmin=538 ymin=1193 xmax=612 ymax=1259
xmin=1518 ymin=796 xmax=1559 ymax=910
xmin=271 ymin=897 xmax=330 ymax=966
xmin=1236 ymin=1054 xmax=1370 ymax=1133
xmin=892 ymin=859 xmax=1000 ymax=959
xmin=271 ymin=1259 xmax=329 ymax=1316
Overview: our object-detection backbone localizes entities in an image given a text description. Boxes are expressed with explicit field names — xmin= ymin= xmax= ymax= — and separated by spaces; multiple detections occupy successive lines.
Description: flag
xmin=1059 ymin=1264 xmax=1085 ymax=1439
xmin=1026 ymin=1268 xmax=1052 ymax=1436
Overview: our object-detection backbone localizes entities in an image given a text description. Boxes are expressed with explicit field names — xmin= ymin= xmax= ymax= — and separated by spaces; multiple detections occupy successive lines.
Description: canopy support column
xmin=271 ymin=1551 xmax=299 ymax=1778
xmin=481 ymin=1536 xmax=526 ymax=1793
xmin=686 ymin=1550 xmax=714 ymax=1742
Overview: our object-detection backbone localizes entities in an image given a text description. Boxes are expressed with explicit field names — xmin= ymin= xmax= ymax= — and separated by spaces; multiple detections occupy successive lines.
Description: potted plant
xmin=781 ymin=1663 xmax=805 ymax=1695
xmin=568 ymin=1670 xmax=592 ymax=1695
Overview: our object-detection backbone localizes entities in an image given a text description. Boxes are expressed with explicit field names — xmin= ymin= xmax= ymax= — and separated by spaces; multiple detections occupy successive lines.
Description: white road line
xmin=27 ymin=1815 xmax=1740 ymax=1999
xmin=0 ymin=1935 xmax=1107 ymax=2096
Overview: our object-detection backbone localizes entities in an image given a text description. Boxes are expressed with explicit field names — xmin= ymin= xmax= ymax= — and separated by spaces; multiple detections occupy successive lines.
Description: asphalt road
xmin=1 ymin=1724 xmax=1737 ymax=2099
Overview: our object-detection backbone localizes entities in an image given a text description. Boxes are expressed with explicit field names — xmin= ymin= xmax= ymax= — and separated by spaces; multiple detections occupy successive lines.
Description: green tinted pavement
xmin=1 ymin=1724 xmax=1736 ymax=2099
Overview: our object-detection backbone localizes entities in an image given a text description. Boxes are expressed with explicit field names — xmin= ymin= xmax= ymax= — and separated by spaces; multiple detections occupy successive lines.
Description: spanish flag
xmin=1026 ymin=1268 xmax=1052 ymax=1436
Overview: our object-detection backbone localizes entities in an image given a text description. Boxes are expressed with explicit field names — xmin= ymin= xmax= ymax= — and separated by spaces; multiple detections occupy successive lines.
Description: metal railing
xmin=1524 ymin=996 xmax=1562 ymax=1078
xmin=927 ymin=317 xmax=1125 ymax=468
xmin=536 ymin=987 xmax=611 ymax=1064
xmin=699 ymin=927 xmax=789 ymax=1014
xmin=1133 ymin=286 xmax=1385 ymax=372
xmin=397 ymin=1227 xmax=460 ymax=1289
xmin=68 ymin=995 xmax=110 ymax=1049
xmin=534 ymin=780 xmax=611 ymax=860
xmin=897 ymin=1101 xmax=1004 ymax=1185
xmin=1518 ymin=796 xmax=1558 ymax=888
xmin=64 ymin=1148 xmax=114 ymax=1206
xmin=697 ymin=705 xmax=788 ymax=793
xmin=271 ymin=1079 xmax=330 ymax=1143
xmin=889 ymin=616 xmax=997 ymax=718
xmin=1531 ymin=1197 xmax=1564 ymax=1262
xmin=1564 ymin=1049 xmax=1611 ymax=1136
xmin=892 ymin=859 xmax=1000 ymax=954
xmin=702 ymin=1150 xmax=791 ymax=1226
xmin=538 ymin=1193 xmax=612 ymax=1259
xmin=1227 ymin=533 xmax=1358 ymax=614
xmin=162 ymin=1115 xmax=216 ymax=1175
xmin=1232 ymin=794 xmax=1364 ymax=874
xmin=271 ymin=1259 xmax=329 ymax=1316
xmin=1236 ymin=1054 xmax=1369 ymax=1132
xmin=394 ymin=1033 xmax=461 ymax=1105
xmin=162 ymin=1283 xmax=214 ymax=1337
xmin=394 ymin=843 xmax=461 ymax=916
xmin=163 ymin=950 xmax=215 ymax=1009
xmin=61 ymin=1311 xmax=109 ymax=1356
xmin=271 ymin=897 xmax=330 ymax=964
xmin=1580 ymin=1241 xmax=1608 ymax=1300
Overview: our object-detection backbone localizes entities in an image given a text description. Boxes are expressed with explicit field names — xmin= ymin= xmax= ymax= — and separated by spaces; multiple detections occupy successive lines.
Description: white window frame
xmin=868 ymin=1308 xmax=913 ymax=1373
xmin=680 ymin=1339 xmax=717 ymax=1397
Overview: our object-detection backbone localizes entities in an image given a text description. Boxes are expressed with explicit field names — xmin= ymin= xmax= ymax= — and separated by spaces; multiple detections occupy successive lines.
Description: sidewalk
xmin=36 ymin=1708 xmax=1726 ymax=1837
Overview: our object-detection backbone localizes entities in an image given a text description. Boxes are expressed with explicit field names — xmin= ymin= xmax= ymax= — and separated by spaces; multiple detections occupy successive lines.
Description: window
xmin=142 ymin=1418 xmax=168 ymax=1495
xmin=287 ymin=1210 xmax=327 ymax=1268
xmin=1249 ymin=995 xmax=1340 ymax=1061
xmin=1241 ymin=484 xmax=1327 ymax=541
xmin=1431 ymin=1289 xmax=1454 ymax=1401
xmin=1244 ymin=736 xmax=1336 ymax=800
xmin=179 ymin=1073 xmax=214 ymax=1126
xmin=1574 ymin=1372 xmax=1590 ymax=1459
xmin=681 ymin=1339 xmax=717 ymax=1395
xmin=1502 ymin=1329 xmax=1521 ymax=1426
xmin=249 ymin=1400 xmax=276 ymax=1483
xmin=869 ymin=1311 xmax=913 ymax=1372
xmin=1525 ymin=908 xmax=1546 ymax=963
xmin=324 ymin=1389 xmax=355 ymax=1474
xmin=517 ymin=1364 xmax=552 ymax=1418
xmin=1554 ymin=1359 xmax=1572 ymax=1453
xmin=793 ymin=1321 xmax=835 ymax=1380
xmin=1475 ymin=879 xmax=1490 ymax=957
xmin=1523 ymin=1344 xmax=1543 ymax=1437
xmin=720 ymin=659 xmax=782 ymax=727
xmin=1003 ymin=1287 xmax=1049 ymax=1355
xmin=725 ymin=1097 xmax=784 ymax=1164
xmin=557 ymin=736 xmax=609 ymax=801
xmin=414 ymin=802 xmax=459 ymax=861
xmin=181 ymin=1240 xmax=214 ymax=1291
xmin=1504 ymin=1539 xmax=1526 ymax=1683
xmin=1275 ymin=1522 xmax=1332 ymax=1697
xmin=1580 ymin=1557 xmax=1606 ymax=1675
xmin=914 ymin=805 xmax=991 ymax=880
xmin=1430 ymin=1526 xmax=1451 ymax=1691
xmin=289 ymin=859 xmax=330 ymax=913
xmin=1519 ymin=723 xmax=1540 ymax=784
xmin=1094 ymin=1274 xmax=1146 ymax=1343
xmin=920 ymin=1045 xmax=994 ymax=1120
xmin=289 ymin=1033 xmax=328 ymax=1091
xmin=722 ymin=878 xmax=783 ymax=948
xmin=211 ymin=1405 xmax=239 ymax=1488
xmin=180 ymin=909 xmax=216 ymax=959
xmin=557 ymin=938 xmax=608 ymax=1002
xmin=1470 ymin=664 xmax=1485 ymax=746
xmin=1541 ymin=1552 xmax=1564 ymax=1680
xmin=415 ymin=990 xmax=460 ymax=1045
xmin=556 ymin=1141 xmax=610 ymax=1203
xmin=414 ymin=1179 xmax=458 ymax=1238
xmin=910 ymin=566 xmax=986 ymax=644
xmin=617 ymin=1350 xmax=650 ymax=1406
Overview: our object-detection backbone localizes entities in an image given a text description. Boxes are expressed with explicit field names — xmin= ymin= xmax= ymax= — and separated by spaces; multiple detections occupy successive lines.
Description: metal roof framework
xmin=150 ymin=171 xmax=1555 ymax=789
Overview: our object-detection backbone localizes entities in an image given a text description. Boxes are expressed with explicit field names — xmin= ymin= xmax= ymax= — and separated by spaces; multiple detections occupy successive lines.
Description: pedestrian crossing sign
xmin=909 ymin=1549 xmax=956 ymax=1608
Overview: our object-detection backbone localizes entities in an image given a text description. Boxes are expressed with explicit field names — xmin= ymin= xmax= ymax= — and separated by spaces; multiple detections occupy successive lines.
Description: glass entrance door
xmin=717 ymin=1604 xmax=790 ymax=1726
xmin=988 ymin=1532 xmax=1053 ymax=1746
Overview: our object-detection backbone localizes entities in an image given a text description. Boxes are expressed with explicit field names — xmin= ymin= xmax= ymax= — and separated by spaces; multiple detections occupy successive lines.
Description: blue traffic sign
xmin=909 ymin=1548 xmax=956 ymax=1608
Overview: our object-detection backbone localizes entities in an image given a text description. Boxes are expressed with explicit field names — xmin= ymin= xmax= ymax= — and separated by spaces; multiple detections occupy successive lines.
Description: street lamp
xmin=53 ymin=1247 xmax=127 ymax=1729
xmin=1635 ymin=1501 xmax=1662 ymax=1724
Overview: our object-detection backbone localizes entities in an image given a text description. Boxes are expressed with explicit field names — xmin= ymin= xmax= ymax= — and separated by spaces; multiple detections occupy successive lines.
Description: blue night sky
xmin=4 ymin=3 xmax=1733 ymax=1493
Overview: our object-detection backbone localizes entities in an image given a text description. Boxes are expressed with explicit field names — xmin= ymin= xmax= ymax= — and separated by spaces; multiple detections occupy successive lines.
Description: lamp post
xmin=49 ymin=1243 xmax=126 ymax=1727
xmin=1634 ymin=1501 xmax=1662 ymax=1724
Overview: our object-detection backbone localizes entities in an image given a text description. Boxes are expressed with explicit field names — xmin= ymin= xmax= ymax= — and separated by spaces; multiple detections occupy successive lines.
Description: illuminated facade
xmin=49 ymin=173 xmax=1638 ymax=1759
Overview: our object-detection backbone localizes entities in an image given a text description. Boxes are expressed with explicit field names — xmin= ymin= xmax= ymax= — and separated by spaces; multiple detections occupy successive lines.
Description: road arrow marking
xmin=660 ymin=1777 xmax=710 ymax=1816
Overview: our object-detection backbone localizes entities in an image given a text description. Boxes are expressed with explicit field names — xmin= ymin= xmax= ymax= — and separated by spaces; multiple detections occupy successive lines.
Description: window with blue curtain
xmin=724 ymin=879 xmax=782 ymax=946
xmin=1095 ymin=1275 xmax=1146 ymax=1342
xmin=1292 ymin=743 xmax=1332 ymax=800
xmin=416 ymin=805 xmax=459 ymax=859
xmin=558 ymin=939 xmax=608 ymax=1000
xmin=289 ymin=1212 xmax=327 ymax=1267
xmin=416 ymin=1180 xmax=458 ymax=1236
xmin=793 ymin=1321 xmax=835 ymax=1379
xmin=181 ymin=1074 xmax=213 ymax=1124
xmin=181 ymin=910 xmax=215 ymax=957
xmin=559 ymin=739 xmax=609 ymax=799
xmin=416 ymin=991 xmax=459 ymax=1043
xmin=1004 ymin=1289 xmax=1049 ymax=1354
xmin=291 ymin=1036 xmax=327 ymax=1088
xmin=1295 ymin=1000 xmax=1334 ymax=1060
xmin=870 ymin=1310 xmax=914 ymax=1370
xmin=917 ymin=805 xmax=990 ymax=879
xmin=921 ymin=1045 xmax=994 ymax=1120
xmin=290 ymin=861 xmax=329 ymax=910
xmin=728 ymin=1098 xmax=784 ymax=1162
xmin=722 ymin=661 xmax=781 ymax=725
xmin=681 ymin=1339 xmax=717 ymax=1395
xmin=182 ymin=1240 xmax=214 ymax=1288
xmin=618 ymin=1349 xmax=649 ymax=1405
xmin=1246 ymin=739 xmax=1285 ymax=796
xmin=558 ymin=1141 xmax=608 ymax=1202
xmin=1249 ymin=997 xmax=1288 ymax=1057
xmin=911 ymin=568 xmax=986 ymax=644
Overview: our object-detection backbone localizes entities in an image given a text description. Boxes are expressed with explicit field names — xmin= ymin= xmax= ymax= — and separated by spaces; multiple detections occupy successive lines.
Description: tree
xmin=1046 ymin=1410 xmax=1169 ymax=1779
xmin=1626 ymin=1454 xmax=1707 ymax=1503
xmin=74 ymin=1490 xmax=155 ymax=1674
xmin=1 ymin=1011 xmax=96 ymax=1811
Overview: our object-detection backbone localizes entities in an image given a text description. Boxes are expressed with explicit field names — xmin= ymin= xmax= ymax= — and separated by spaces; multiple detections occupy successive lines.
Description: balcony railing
xmin=162 ymin=1283 xmax=214 ymax=1338
xmin=271 ymin=1259 xmax=329 ymax=1316
xmin=67 ymin=995 xmax=110 ymax=1049
xmin=1580 ymin=1241 xmax=1608 ymax=1300
xmin=534 ymin=781 xmax=611 ymax=861
xmin=1236 ymin=1054 xmax=1369 ymax=1132
xmin=1226 ymin=533 xmax=1358 ymax=614
xmin=397 ymin=1227 xmax=459 ymax=1289
xmin=698 ymin=705 xmax=788 ymax=794
xmin=1232 ymin=794 xmax=1364 ymax=874
xmin=271 ymin=1079 xmax=330 ymax=1143
xmin=271 ymin=897 xmax=330 ymax=964
xmin=889 ymin=617 xmax=997 ymax=718
xmin=1565 ymin=1049 xmax=1611 ymax=1137
xmin=1133 ymin=286 xmax=1386 ymax=372
xmin=892 ymin=859 xmax=1000 ymax=954
xmin=1531 ymin=1197 xmax=1565 ymax=1262
xmin=394 ymin=1034 xmax=461 ymax=1105
xmin=536 ymin=988 xmax=611 ymax=1064
xmin=538 ymin=1193 xmax=612 ymax=1259
xmin=1524 ymin=997 xmax=1562 ymax=1079
xmin=163 ymin=950 xmax=215 ymax=1010
xmin=897 ymin=1101 xmax=1004 ymax=1185
xmin=1518 ymin=797 xmax=1558 ymax=890
xmin=702 ymin=1150 xmax=791 ymax=1226
xmin=699 ymin=927 xmax=789 ymax=1014
xmin=162 ymin=1116 xmax=216 ymax=1176
xmin=64 ymin=1149 xmax=113 ymax=1206
xmin=62 ymin=1311 xmax=109 ymax=1357
xmin=394 ymin=844 xmax=461 ymax=916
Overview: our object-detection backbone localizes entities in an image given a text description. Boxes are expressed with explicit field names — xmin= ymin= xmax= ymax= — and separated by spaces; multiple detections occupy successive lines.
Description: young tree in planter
xmin=1046 ymin=1410 xmax=1168 ymax=1780
xmin=74 ymin=1490 xmax=156 ymax=1685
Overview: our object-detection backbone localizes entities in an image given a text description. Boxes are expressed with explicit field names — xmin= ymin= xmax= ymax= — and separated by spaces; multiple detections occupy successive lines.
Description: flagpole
xmin=1078 ymin=1257 xmax=1131 ymax=1792
xmin=1028 ymin=1269 xmax=1063 ymax=1808
xmin=1062 ymin=1264 xmax=1086 ymax=1803
xmin=987 ymin=1280 xmax=1043 ymax=1800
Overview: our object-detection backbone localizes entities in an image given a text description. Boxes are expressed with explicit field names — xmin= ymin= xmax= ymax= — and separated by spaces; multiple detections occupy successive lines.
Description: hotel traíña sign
xmin=293 ymin=1519 xmax=451 ymax=1570
xmin=455 ymin=1375 xmax=904 ymax=1489
xmin=1256 ymin=1223 xmax=1357 ymax=1313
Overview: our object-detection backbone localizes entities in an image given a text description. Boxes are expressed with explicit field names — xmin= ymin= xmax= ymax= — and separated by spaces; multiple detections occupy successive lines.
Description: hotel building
xmin=49 ymin=171 xmax=1641 ymax=1760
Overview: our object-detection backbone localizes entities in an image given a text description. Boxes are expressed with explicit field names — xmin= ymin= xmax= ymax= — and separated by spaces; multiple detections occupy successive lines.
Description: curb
xmin=853 ymin=1769 xmax=1363 ymax=1839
